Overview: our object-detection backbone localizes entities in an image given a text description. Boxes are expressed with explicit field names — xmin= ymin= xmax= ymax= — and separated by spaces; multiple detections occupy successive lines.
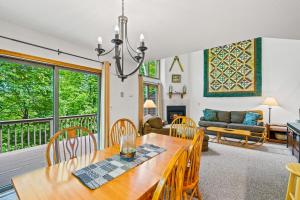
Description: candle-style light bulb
xmin=97 ymin=36 xmax=103 ymax=45
xmin=115 ymin=25 xmax=120 ymax=34
xmin=139 ymin=34 xmax=145 ymax=42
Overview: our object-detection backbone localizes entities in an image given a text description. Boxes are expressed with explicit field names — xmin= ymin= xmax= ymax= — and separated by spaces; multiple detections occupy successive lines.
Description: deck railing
xmin=0 ymin=114 xmax=97 ymax=153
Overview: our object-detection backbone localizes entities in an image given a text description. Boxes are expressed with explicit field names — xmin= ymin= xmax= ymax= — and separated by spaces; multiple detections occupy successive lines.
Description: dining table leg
xmin=217 ymin=132 xmax=221 ymax=143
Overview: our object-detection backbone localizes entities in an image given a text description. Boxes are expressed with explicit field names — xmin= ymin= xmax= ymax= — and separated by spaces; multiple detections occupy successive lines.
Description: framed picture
xmin=172 ymin=74 xmax=181 ymax=83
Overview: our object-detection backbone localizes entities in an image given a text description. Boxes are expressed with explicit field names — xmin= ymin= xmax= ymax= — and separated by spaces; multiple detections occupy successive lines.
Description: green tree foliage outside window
xmin=139 ymin=60 xmax=160 ymax=79
xmin=0 ymin=60 xmax=53 ymax=120
xmin=59 ymin=69 xmax=98 ymax=116
xmin=0 ymin=60 xmax=98 ymax=121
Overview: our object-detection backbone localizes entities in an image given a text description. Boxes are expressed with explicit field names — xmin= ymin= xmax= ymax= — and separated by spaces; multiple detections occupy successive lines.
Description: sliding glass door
xmin=0 ymin=56 xmax=101 ymax=188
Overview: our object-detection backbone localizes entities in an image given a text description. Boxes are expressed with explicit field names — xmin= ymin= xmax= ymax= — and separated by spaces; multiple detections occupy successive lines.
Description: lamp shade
xmin=143 ymin=99 xmax=156 ymax=108
xmin=262 ymin=97 xmax=279 ymax=107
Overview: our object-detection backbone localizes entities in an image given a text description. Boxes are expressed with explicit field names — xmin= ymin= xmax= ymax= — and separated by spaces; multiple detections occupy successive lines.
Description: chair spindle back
xmin=152 ymin=147 xmax=188 ymax=200
xmin=110 ymin=118 xmax=138 ymax=146
xmin=169 ymin=116 xmax=197 ymax=139
xmin=46 ymin=126 xmax=97 ymax=166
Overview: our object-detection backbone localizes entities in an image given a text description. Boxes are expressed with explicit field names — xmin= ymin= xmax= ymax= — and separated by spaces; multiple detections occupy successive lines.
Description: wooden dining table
xmin=12 ymin=133 xmax=190 ymax=200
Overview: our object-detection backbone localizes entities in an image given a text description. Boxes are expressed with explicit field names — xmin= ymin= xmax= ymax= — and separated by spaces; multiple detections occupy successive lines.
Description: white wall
xmin=0 ymin=19 xmax=139 ymax=186
xmin=161 ymin=38 xmax=300 ymax=124
xmin=109 ymin=70 xmax=139 ymax=125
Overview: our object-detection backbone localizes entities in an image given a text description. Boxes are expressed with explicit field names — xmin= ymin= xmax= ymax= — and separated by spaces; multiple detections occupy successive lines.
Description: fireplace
xmin=166 ymin=106 xmax=186 ymax=124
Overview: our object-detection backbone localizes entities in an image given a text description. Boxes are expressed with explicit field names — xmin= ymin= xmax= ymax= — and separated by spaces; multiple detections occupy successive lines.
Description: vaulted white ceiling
xmin=0 ymin=0 xmax=300 ymax=60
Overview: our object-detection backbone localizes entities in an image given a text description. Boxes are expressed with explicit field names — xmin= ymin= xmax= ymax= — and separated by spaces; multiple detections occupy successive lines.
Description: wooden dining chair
xmin=169 ymin=116 xmax=197 ymax=139
xmin=152 ymin=147 xmax=188 ymax=200
xmin=109 ymin=118 xmax=138 ymax=146
xmin=285 ymin=163 xmax=300 ymax=200
xmin=46 ymin=126 xmax=97 ymax=166
xmin=183 ymin=129 xmax=205 ymax=200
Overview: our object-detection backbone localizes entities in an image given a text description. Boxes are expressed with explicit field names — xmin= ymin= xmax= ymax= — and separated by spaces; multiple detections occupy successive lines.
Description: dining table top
xmin=12 ymin=133 xmax=191 ymax=200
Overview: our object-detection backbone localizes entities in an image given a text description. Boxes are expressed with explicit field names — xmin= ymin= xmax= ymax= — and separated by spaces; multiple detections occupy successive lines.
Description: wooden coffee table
xmin=207 ymin=127 xmax=252 ymax=147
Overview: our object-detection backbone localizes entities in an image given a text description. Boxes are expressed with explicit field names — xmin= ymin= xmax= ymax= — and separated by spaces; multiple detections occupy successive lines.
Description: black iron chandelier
xmin=95 ymin=0 xmax=147 ymax=81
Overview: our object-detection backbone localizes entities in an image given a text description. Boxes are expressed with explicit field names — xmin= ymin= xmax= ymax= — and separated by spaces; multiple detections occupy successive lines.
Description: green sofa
xmin=199 ymin=109 xmax=266 ymax=141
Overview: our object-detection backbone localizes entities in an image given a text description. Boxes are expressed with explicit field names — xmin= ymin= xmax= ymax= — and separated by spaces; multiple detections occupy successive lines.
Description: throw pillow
xmin=203 ymin=109 xmax=217 ymax=121
xmin=243 ymin=112 xmax=261 ymax=126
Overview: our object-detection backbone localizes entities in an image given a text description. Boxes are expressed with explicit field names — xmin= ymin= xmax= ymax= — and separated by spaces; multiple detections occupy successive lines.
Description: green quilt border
xmin=203 ymin=37 xmax=262 ymax=97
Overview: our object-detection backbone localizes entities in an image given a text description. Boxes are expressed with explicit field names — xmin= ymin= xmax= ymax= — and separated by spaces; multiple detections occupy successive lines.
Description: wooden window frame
xmin=0 ymin=49 xmax=101 ymax=74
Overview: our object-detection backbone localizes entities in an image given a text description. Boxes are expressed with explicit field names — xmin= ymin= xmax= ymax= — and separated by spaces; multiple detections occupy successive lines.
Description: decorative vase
xmin=120 ymin=134 xmax=136 ymax=161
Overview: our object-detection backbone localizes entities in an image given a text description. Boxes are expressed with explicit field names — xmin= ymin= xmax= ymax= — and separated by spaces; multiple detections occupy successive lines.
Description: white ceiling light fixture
xmin=95 ymin=0 xmax=147 ymax=82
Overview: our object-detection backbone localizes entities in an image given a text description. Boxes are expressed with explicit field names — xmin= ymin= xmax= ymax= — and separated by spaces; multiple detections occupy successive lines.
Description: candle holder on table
xmin=120 ymin=134 xmax=136 ymax=161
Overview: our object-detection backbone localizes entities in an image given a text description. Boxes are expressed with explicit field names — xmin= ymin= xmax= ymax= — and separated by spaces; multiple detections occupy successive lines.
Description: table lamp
xmin=144 ymin=99 xmax=156 ymax=115
xmin=262 ymin=97 xmax=279 ymax=124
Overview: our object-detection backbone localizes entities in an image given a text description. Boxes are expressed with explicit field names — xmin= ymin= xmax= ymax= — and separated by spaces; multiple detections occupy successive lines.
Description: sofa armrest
xmin=257 ymin=121 xmax=264 ymax=126
xmin=143 ymin=123 xmax=152 ymax=135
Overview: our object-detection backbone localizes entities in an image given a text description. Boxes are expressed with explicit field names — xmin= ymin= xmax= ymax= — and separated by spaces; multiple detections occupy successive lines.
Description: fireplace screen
xmin=167 ymin=106 xmax=186 ymax=124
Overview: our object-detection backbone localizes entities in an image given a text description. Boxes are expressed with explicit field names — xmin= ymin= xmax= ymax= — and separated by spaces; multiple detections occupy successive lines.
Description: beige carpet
xmin=199 ymin=142 xmax=297 ymax=200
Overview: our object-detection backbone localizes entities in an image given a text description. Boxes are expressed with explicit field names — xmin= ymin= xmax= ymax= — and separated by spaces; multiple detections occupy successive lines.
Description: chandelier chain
xmin=122 ymin=0 xmax=124 ymax=17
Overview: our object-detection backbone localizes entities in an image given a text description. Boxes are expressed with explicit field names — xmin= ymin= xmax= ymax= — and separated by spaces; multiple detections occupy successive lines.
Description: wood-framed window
xmin=139 ymin=60 xmax=160 ymax=79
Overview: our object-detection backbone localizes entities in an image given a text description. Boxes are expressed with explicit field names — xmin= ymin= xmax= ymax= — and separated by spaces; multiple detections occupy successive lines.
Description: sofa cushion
xmin=217 ymin=111 xmax=231 ymax=123
xmin=227 ymin=123 xmax=265 ymax=133
xmin=147 ymin=117 xmax=163 ymax=129
xmin=230 ymin=111 xmax=246 ymax=123
xmin=199 ymin=120 xmax=227 ymax=128
xmin=203 ymin=109 xmax=218 ymax=121
xmin=243 ymin=112 xmax=261 ymax=126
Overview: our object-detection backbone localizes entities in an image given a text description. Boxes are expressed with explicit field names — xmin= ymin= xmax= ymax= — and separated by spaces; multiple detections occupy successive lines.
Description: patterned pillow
xmin=203 ymin=109 xmax=218 ymax=121
xmin=243 ymin=112 xmax=261 ymax=126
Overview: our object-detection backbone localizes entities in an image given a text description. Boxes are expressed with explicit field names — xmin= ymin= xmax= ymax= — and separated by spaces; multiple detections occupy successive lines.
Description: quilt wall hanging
xmin=204 ymin=38 xmax=262 ymax=97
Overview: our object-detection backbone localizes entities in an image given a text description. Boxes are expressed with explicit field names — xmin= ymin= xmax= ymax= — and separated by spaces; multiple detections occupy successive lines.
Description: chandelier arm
xmin=115 ymin=57 xmax=123 ymax=76
xmin=124 ymin=22 xmax=140 ymax=53
xmin=99 ymin=46 xmax=116 ymax=56
xmin=126 ymin=37 xmax=139 ymax=54
xmin=125 ymin=42 xmax=139 ymax=62
xmin=114 ymin=46 xmax=123 ymax=76
xmin=123 ymin=52 xmax=145 ymax=77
